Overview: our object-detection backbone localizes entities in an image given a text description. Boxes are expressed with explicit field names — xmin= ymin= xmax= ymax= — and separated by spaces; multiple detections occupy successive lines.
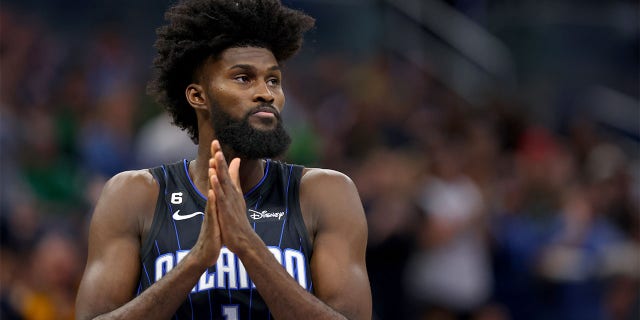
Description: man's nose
xmin=253 ymin=81 xmax=275 ymax=103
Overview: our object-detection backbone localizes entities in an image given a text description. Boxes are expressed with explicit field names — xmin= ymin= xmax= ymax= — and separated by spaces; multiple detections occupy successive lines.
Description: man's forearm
xmin=237 ymin=245 xmax=347 ymax=320
xmin=85 ymin=253 xmax=208 ymax=320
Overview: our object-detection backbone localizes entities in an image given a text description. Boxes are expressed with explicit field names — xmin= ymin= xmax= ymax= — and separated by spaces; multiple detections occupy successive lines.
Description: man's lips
xmin=250 ymin=106 xmax=279 ymax=119
xmin=252 ymin=111 xmax=276 ymax=118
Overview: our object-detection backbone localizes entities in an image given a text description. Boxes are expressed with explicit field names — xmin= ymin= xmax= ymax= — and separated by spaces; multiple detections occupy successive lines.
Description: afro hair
xmin=147 ymin=0 xmax=315 ymax=144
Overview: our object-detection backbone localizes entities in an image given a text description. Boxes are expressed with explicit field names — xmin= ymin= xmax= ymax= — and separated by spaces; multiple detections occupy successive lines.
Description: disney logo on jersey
xmin=248 ymin=209 xmax=285 ymax=222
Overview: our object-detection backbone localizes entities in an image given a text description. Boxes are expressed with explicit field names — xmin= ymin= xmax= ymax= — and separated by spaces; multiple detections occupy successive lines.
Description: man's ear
xmin=186 ymin=84 xmax=208 ymax=111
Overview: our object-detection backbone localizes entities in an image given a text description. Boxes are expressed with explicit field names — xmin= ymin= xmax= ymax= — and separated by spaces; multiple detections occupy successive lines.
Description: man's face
xmin=203 ymin=46 xmax=290 ymax=159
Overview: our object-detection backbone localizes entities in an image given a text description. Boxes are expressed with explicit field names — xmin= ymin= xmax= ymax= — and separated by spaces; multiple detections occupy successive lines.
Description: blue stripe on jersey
xmin=249 ymin=196 xmax=261 ymax=320
xmin=278 ymin=165 xmax=294 ymax=247
xmin=251 ymin=195 xmax=262 ymax=231
xmin=143 ymin=263 xmax=152 ymax=284
xmin=195 ymin=213 xmax=213 ymax=320
xmin=299 ymin=240 xmax=313 ymax=292
xmin=163 ymin=165 xmax=196 ymax=319
xmin=183 ymin=159 xmax=207 ymax=201
xmin=244 ymin=160 xmax=271 ymax=198
xmin=188 ymin=292 xmax=194 ymax=320
xmin=249 ymin=287 xmax=253 ymax=320
xmin=228 ymin=269 xmax=232 ymax=304
xmin=162 ymin=165 xmax=183 ymax=251
xmin=206 ymin=290 xmax=213 ymax=320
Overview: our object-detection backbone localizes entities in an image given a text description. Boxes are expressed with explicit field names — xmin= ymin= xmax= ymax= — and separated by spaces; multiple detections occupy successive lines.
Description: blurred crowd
xmin=1 ymin=4 xmax=639 ymax=320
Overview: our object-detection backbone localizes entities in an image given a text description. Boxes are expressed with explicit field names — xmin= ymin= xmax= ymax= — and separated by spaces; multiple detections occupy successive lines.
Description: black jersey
xmin=137 ymin=159 xmax=313 ymax=319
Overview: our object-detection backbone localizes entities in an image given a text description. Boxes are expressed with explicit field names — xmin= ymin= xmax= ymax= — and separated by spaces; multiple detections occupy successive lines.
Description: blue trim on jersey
xmin=244 ymin=159 xmax=271 ymax=198
xmin=206 ymin=290 xmax=213 ymax=320
xmin=143 ymin=263 xmax=152 ymax=284
xmin=183 ymin=159 xmax=207 ymax=201
xmin=162 ymin=165 xmax=182 ymax=251
xmin=301 ymin=238 xmax=314 ymax=292
xmin=188 ymin=293 xmax=194 ymax=320
xmin=251 ymin=195 xmax=262 ymax=231
xmin=183 ymin=158 xmax=271 ymax=200
xmin=278 ymin=165 xmax=294 ymax=247
xmin=249 ymin=287 xmax=254 ymax=320
xmin=211 ymin=269 xmax=217 ymax=317
xmin=248 ymin=197 xmax=261 ymax=319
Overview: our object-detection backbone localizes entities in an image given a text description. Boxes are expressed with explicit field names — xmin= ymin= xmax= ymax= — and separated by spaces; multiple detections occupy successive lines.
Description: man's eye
xmin=235 ymin=75 xmax=250 ymax=83
xmin=267 ymin=78 xmax=280 ymax=86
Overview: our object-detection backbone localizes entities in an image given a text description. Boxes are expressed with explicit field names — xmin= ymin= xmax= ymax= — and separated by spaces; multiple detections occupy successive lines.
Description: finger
xmin=210 ymin=140 xmax=220 ymax=172
xmin=211 ymin=139 xmax=228 ymax=173
xmin=210 ymin=168 xmax=224 ymax=197
xmin=211 ymin=174 xmax=229 ymax=215
xmin=214 ymin=150 xmax=231 ymax=185
xmin=206 ymin=171 xmax=218 ymax=221
xmin=208 ymin=167 xmax=216 ymax=189
xmin=206 ymin=189 xmax=217 ymax=214
xmin=215 ymin=152 xmax=241 ymax=198
xmin=211 ymin=139 xmax=221 ymax=157
xmin=228 ymin=158 xmax=242 ymax=193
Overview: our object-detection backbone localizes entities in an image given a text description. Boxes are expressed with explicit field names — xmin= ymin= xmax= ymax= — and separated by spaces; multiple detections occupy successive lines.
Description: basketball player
xmin=75 ymin=0 xmax=372 ymax=319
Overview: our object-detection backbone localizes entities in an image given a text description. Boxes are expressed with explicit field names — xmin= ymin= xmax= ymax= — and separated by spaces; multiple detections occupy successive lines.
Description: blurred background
xmin=0 ymin=0 xmax=638 ymax=319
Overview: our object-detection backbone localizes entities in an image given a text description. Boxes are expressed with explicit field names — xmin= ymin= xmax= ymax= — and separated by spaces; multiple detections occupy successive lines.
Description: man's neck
xmin=188 ymin=147 xmax=266 ymax=198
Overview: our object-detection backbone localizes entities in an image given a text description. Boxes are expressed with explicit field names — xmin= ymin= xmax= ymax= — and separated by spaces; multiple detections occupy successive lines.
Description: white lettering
xmin=268 ymin=246 xmax=283 ymax=265
xmin=155 ymin=253 xmax=174 ymax=282
xmin=248 ymin=209 xmax=285 ymax=221
xmin=198 ymin=268 xmax=215 ymax=292
xmin=175 ymin=250 xmax=196 ymax=292
xmin=176 ymin=250 xmax=189 ymax=263
xmin=152 ymin=247 xmax=307 ymax=293
xmin=237 ymin=259 xmax=251 ymax=289
xmin=285 ymin=249 xmax=307 ymax=289
xmin=216 ymin=248 xmax=237 ymax=289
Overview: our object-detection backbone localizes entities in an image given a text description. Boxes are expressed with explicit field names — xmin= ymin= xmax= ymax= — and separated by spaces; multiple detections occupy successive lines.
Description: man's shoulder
xmin=299 ymin=167 xmax=365 ymax=234
xmin=106 ymin=169 xmax=157 ymax=190
xmin=300 ymin=167 xmax=359 ymax=202
xmin=90 ymin=169 xmax=159 ymax=236
xmin=99 ymin=169 xmax=159 ymax=207
xmin=301 ymin=167 xmax=353 ymax=185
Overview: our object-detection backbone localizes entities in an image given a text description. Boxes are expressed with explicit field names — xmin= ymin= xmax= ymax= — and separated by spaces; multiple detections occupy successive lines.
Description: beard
xmin=210 ymin=102 xmax=291 ymax=159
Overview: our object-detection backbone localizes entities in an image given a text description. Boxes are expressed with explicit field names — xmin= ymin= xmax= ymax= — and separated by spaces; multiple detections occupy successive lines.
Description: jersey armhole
xmin=139 ymin=166 xmax=168 ymax=261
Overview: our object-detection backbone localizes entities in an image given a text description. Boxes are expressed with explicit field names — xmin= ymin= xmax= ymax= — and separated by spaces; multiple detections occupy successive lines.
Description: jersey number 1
xmin=222 ymin=305 xmax=239 ymax=320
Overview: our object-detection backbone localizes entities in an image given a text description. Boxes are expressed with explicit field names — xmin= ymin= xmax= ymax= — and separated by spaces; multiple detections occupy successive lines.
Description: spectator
xmin=405 ymin=139 xmax=493 ymax=319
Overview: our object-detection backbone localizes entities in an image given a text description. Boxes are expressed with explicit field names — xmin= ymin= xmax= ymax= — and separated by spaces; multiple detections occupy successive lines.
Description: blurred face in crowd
xmin=200 ymin=46 xmax=290 ymax=158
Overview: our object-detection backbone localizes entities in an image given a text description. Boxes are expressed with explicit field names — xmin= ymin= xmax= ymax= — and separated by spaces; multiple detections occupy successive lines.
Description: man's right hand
xmin=188 ymin=141 xmax=223 ymax=268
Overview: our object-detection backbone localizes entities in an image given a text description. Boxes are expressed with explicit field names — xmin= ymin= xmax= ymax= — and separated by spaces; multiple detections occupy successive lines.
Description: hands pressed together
xmin=192 ymin=140 xmax=259 ymax=268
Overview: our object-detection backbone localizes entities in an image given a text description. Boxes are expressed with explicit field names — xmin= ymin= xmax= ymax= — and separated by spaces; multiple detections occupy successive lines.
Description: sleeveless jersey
xmin=137 ymin=159 xmax=313 ymax=319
